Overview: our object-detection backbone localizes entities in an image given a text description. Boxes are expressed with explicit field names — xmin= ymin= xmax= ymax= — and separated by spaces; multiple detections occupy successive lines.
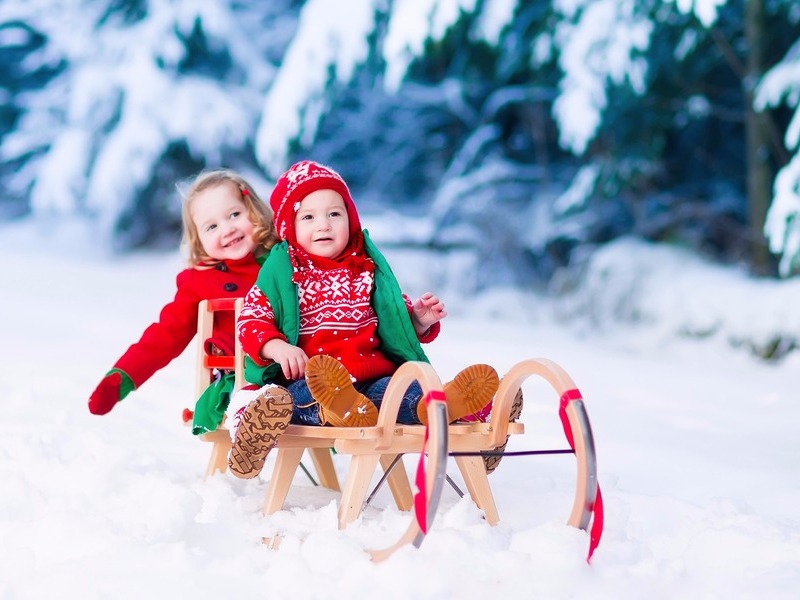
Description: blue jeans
xmin=285 ymin=377 xmax=423 ymax=426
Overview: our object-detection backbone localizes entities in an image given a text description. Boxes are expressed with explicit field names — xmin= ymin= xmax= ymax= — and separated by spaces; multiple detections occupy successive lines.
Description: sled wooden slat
xmin=333 ymin=422 xmax=525 ymax=454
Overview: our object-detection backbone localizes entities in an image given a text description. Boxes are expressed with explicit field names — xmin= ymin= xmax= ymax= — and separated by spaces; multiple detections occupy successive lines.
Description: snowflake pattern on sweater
xmin=238 ymin=259 xmax=413 ymax=382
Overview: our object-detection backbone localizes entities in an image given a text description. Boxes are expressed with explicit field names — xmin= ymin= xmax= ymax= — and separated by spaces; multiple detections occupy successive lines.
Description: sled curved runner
xmin=449 ymin=358 xmax=598 ymax=531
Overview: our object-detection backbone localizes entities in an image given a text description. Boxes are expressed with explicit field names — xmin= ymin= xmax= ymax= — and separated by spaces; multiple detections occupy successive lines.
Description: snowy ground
xmin=1 ymin=219 xmax=799 ymax=599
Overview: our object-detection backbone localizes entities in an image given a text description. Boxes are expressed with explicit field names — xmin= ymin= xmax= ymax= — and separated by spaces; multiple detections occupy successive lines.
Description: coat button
xmin=215 ymin=263 xmax=228 ymax=272
xmin=224 ymin=283 xmax=238 ymax=292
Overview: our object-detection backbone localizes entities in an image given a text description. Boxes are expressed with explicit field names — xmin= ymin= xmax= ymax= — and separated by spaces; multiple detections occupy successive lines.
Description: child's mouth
xmin=224 ymin=236 xmax=243 ymax=248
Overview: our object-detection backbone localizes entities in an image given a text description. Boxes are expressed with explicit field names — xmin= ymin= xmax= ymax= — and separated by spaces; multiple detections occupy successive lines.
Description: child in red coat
xmin=224 ymin=160 xmax=499 ymax=479
xmin=87 ymin=169 xmax=279 ymax=421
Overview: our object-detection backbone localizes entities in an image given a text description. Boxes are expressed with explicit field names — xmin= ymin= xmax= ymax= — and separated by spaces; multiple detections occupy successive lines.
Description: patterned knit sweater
xmin=238 ymin=241 xmax=439 ymax=383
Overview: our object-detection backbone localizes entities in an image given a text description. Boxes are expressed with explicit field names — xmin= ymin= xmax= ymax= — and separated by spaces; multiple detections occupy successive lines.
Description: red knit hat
xmin=270 ymin=160 xmax=361 ymax=244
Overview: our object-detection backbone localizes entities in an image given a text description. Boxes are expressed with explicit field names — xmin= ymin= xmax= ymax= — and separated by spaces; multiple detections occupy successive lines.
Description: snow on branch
xmin=383 ymin=0 xmax=477 ymax=91
xmin=757 ymin=39 xmax=800 ymax=276
xmin=552 ymin=0 xmax=652 ymax=155
xmin=255 ymin=0 xmax=378 ymax=175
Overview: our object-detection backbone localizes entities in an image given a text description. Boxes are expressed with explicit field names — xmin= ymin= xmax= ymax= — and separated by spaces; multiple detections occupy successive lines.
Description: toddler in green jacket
xmin=224 ymin=160 xmax=498 ymax=479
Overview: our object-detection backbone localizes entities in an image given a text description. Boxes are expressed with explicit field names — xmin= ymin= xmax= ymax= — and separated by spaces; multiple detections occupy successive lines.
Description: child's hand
xmin=88 ymin=368 xmax=136 ymax=415
xmin=88 ymin=372 xmax=122 ymax=415
xmin=412 ymin=292 xmax=447 ymax=333
xmin=262 ymin=339 xmax=310 ymax=380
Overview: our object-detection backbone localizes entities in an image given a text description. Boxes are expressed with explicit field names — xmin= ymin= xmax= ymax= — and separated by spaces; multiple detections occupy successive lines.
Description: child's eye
xmin=229 ymin=211 xmax=241 ymax=219
xmin=300 ymin=214 xmax=313 ymax=221
xmin=205 ymin=224 xmax=217 ymax=232
xmin=329 ymin=210 xmax=343 ymax=218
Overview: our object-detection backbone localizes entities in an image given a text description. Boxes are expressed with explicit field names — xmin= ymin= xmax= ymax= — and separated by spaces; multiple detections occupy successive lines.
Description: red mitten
xmin=88 ymin=369 xmax=135 ymax=415
xmin=88 ymin=372 xmax=121 ymax=415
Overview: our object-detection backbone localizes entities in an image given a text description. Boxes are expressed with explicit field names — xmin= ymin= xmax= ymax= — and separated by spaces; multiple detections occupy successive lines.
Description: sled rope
xmin=449 ymin=449 xmax=574 ymax=457
xmin=298 ymin=461 xmax=319 ymax=486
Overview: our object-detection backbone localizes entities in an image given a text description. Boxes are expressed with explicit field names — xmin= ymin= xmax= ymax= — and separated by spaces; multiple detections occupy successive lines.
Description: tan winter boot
xmin=419 ymin=364 xmax=499 ymax=425
xmin=305 ymin=355 xmax=378 ymax=427
xmin=228 ymin=386 xmax=293 ymax=479
xmin=482 ymin=387 xmax=524 ymax=474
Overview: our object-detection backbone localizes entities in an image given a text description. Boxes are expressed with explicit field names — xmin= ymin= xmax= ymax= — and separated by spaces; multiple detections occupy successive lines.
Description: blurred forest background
xmin=2 ymin=0 xmax=800 ymax=291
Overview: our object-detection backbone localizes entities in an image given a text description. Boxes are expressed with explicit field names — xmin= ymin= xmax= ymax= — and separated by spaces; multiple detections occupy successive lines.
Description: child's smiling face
xmin=191 ymin=181 xmax=256 ymax=262
xmin=294 ymin=189 xmax=350 ymax=259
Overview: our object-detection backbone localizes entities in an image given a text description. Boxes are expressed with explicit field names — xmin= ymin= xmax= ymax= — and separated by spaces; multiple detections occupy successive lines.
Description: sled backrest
xmin=193 ymin=298 xmax=243 ymax=479
xmin=195 ymin=297 xmax=244 ymax=399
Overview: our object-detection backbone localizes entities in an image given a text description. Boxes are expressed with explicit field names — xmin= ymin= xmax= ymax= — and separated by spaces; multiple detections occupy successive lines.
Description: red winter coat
xmin=113 ymin=254 xmax=263 ymax=389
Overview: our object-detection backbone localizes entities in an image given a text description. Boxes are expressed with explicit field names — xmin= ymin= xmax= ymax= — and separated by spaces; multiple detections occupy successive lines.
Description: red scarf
xmin=288 ymin=230 xmax=375 ymax=284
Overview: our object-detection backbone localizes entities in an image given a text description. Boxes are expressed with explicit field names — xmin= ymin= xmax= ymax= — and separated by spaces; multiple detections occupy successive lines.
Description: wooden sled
xmin=192 ymin=301 xmax=598 ymax=558
xmin=191 ymin=298 xmax=339 ymax=490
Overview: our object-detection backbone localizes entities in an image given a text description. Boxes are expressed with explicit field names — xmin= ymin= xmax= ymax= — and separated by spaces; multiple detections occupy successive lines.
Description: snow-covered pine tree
xmin=757 ymin=29 xmax=800 ymax=277
xmin=255 ymin=0 xmax=799 ymax=285
xmin=0 ymin=0 xmax=297 ymax=250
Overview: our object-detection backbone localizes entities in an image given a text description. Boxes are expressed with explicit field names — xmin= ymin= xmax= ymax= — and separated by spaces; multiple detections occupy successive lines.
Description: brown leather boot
xmin=228 ymin=385 xmax=293 ymax=479
xmin=418 ymin=364 xmax=499 ymax=425
xmin=482 ymin=387 xmax=524 ymax=474
xmin=305 ymin=355 xmax=378 ymax=427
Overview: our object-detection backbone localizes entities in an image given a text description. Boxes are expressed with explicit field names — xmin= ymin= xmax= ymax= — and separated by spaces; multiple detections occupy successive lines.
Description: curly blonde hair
xmin=180 ymin=169 xmax=278 ymax=267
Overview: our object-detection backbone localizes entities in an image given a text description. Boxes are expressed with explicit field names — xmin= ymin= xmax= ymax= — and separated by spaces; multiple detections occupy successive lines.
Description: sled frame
xmin=195 ymin=301 xmax=598 ymax=558
xmin=439 ymin=358 xmax=597 ymax=530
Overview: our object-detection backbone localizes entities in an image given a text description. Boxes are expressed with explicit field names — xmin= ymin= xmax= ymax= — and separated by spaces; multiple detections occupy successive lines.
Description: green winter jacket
xmin=244 ymin=230 xmax=430 ymax=387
